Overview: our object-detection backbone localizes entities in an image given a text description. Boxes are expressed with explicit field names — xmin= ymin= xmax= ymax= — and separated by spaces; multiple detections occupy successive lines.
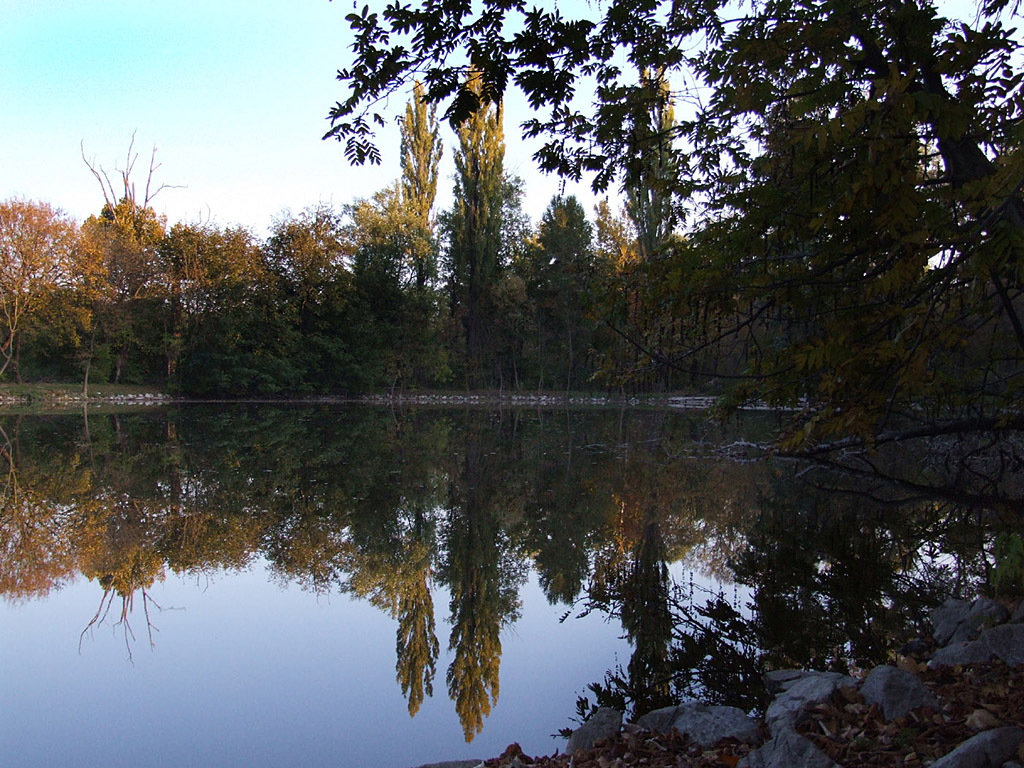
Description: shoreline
xmin=0 ymin=384 xmax=730 ymax=411
xmin=417 ymin=596 xmax=1024 ymax=768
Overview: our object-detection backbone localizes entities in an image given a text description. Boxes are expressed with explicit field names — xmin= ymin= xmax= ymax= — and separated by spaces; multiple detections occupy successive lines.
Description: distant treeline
xmin=3 ymin=61 xmax=1021 ymax=455
xmin=0 ymin=82 xmax=706 ymax=398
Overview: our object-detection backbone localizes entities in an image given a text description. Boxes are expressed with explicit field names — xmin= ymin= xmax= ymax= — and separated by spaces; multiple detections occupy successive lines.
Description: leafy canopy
xmin=328 ymin=0 xmax=1024 ymax=446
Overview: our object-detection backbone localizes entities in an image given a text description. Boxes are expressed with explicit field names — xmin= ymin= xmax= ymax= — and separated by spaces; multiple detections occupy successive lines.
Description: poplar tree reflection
xmin=393 ymin=536 xmax=439 ymax=717
xmin=348 ymin=519 xmax=441 ymax=718
xmin=620 ymin=522 xmax=674 ymax=714
xmin=440 ymin=427 xmax=527 ymax=742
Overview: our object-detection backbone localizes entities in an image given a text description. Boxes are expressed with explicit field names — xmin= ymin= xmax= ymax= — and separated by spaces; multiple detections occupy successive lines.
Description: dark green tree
xmin=521 ymin=195 xmax=596 ymax=391
xmin=442 ymin=72 xmax=505 ymax=384
xmin=264 ymin=204 xmax=352 ymax=389
xmin=345 ymin=185 xmax=449 ymax=390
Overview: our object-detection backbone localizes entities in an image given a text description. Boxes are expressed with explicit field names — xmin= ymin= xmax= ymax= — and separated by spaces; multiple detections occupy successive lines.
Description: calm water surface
xmin=0 ymin=405 xmax=1007 ymax=767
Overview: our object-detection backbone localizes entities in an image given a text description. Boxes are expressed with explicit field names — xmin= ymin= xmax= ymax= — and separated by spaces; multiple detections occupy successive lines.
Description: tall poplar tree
xmin=445 ymin=72 xmax=505 ymax=382
xmin=624 ymin=69 xmax=676 ymax=262
xmin=400 ymin=82 xmax=443 ymax=290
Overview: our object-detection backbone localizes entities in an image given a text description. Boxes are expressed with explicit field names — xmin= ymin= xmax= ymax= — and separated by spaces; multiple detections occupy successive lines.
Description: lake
xmin=0 ymin=404 xmax=1010 ymax=767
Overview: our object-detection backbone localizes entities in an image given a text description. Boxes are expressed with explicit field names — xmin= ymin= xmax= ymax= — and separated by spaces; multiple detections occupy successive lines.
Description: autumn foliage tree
xmin=0 ymin=199 xmax=78 ymax=380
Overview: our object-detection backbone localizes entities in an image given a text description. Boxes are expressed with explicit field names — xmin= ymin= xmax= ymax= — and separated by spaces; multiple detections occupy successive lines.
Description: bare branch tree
xmin=80 ymin=131 xmax=183 ymax=217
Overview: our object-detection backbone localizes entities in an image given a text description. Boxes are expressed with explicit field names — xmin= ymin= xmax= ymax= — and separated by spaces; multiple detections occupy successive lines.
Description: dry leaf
xmin=897 ymin=657 xmax=927 ymax=674
xmin=965 ymin=708 xmax=1001 ymax=731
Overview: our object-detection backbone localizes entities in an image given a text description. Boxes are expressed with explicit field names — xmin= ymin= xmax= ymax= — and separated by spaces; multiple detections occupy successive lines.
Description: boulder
xmin=978 ymin=623 xmax=1024 ymax=666
xmin=566 ymin=707 xmax=622 ymax=753
xmin=929 ymin=726 xmax=1024 ymax=768
xmin=933 ymin=599 xmax=972 ymax=645
xmin=930 ymin=623 xmax=1024 ymax=668
xmin=861 ymin=665 xmax=940 ymax=721
xmin=763 ymin=669 xmax=816 ymax=695
xmin=933 ymin=597 xmax=1009 ymax=646
xmin=1011 ymin=601 xmax=1024 ymax=624
xmin=764 ymin=672 xmax=859 ymax=736
xmin=635 ymin=701 xmax=760 ymax=747
xmin=930 ymin=639 xmax=995 ymax=668
xmin=738 ymin=725 xmax=840 ymax=768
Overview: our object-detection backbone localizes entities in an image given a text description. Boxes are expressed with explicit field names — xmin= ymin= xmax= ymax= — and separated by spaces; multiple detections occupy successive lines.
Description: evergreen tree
xmin=524 ymin=195 xmax=595 ymax=390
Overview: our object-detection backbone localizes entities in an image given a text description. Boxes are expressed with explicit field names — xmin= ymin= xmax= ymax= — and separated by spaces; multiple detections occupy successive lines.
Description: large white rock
xmin=930 ymin=623 xmax=1024 ymax=668
xmin=932 ymin=597 xmax=1009 ymax=646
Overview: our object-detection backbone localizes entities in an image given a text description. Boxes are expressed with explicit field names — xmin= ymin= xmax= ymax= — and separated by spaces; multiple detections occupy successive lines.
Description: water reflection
xmin=0 ymin=406 xmax=1016 ymax=740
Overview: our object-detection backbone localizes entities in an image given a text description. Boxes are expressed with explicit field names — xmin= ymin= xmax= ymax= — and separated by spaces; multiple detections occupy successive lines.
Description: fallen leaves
xmin=799 ymin=659 xmax=1024 ymax=768
xmin=479 ymin=660 xmax=1024 ymax=768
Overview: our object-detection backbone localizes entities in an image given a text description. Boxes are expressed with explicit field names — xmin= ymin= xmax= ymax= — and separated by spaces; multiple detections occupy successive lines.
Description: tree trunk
xmin=13 ymin=331 xmax=22 ymax=384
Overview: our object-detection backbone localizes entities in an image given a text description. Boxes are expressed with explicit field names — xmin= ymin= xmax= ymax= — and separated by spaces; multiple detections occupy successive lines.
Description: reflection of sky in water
xmin=1 ymin=558 xmax=630 ymax=768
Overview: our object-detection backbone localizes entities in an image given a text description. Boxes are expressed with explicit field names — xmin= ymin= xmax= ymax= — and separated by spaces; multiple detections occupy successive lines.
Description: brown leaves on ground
xmin=482 ymin=661 xmax=1024 ymax=768
xmin=482 ymin=731 xmax=756 ymax=768
xmin=799 ymin=659 xmax=1024 ymax=767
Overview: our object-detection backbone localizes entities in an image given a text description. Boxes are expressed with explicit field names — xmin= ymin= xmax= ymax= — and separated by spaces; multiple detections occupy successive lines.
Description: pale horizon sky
xmin=1 ymin=0 xmax=597 ymax=236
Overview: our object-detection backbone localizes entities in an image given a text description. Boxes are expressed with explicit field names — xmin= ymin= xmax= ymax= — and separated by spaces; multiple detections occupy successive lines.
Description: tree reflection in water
xmin=0 ymin=406 xmax=1019 ymax=737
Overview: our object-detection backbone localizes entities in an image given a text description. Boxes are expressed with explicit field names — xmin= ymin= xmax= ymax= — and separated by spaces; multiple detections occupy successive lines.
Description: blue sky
xmin=1 ymin=0 xmax=587 ymax=234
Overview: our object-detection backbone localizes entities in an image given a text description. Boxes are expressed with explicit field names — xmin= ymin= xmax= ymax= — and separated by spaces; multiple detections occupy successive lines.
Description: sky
xmin=0 ymin=0 xmax=596 ymax=235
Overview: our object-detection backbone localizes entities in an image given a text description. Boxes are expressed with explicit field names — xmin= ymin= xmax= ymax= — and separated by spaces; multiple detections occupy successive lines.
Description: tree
xmin=161 ymin=222 xmax=292 ymax=395
xmin=0 ymin=200 xmax=78 ymax=380
xmin=79 ymin=199 xmax=166 ymax=384
xmin=328 ymin=0 xmax=1024 ymax=449
xmin=401 ymin=82 xmax=444 ymax=290
xmin=342 ymin=186 xmax=450 ymax=390
xmin=623 ymin=69 xmax=677 ymax=262
xmin=442 ymin=72 xmax=505 ymax=384
xmin=520 ymin=195 xmax=596 ymax=391
xmin=264 ymin=204 xmax=352 ymax=388
xmin=79 ymin=138 xmax=173 ymax=389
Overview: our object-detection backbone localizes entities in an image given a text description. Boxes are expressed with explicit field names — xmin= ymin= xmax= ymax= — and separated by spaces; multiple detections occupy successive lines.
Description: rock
xmin=635 ymin=701 xmax=760 ymax=747
xmin=934 ymin=599 xmax=973 ymax=645
xmin=861 ymin=665 xmax=940 ymax=721
xmin=635 ymin=705 xmax=683 ymax=734
xmin=930 ymin=623 xmax=1024 ymax=668
xmin=411 ymin=762 xmax=484 ymax=768
xmin=764 ymin=671 xmax=859 ymax=736
xmin=738 ymin=725 xmax=840 ymax=768
xmin=933 ymin=597 xmax=1009 ymax=646
xmin=900 ymin=637 xmax=933 ymax=658
xmin=566 ymin=707 xmax=622 ymax=753
xmin=930 ymin=639 xmax=996 ymax=668
xmin=929 ymin=726 xmax=1024 ymax=768
xmin=1012 ymin=601 xmax=1024 ymax=623
xmin=978 ymin=623 xmax=1024 ymax=666
xmin=763 ymin=669 xmax=815 ymax=695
